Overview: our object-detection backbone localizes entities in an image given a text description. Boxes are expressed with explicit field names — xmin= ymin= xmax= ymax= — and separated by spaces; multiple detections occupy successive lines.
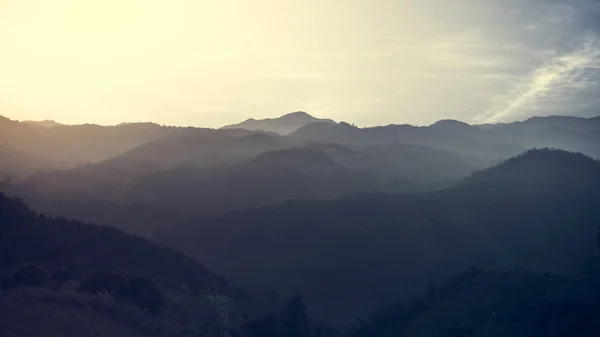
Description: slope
xmin=0 ymin=192 xmax=243 ymax=298
xmin=352 ymin=263 xmax=600 ymax=337
xmin=156 ymin=149 xmax=600 ymax=323
xmin=19 ymin=140 xmax=481 ymax=233
xmin=25 ymin=131 xmax=295 ymax=199
xmin=0 ymin=115 xmax=253 ymax=170
xmin=115 ymin=147 xmax=421 ymax=213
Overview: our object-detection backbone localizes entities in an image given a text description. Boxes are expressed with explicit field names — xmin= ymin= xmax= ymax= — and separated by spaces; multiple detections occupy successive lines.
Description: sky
xmin=1 ymin=0 xmax=600 ymax=127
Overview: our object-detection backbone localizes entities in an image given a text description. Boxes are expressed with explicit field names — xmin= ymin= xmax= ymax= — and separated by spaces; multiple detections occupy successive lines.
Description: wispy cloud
xmin=476 ymin=35 xmax=600 ymax=123
xmin=394 ymin=30 xmax=517 ymax=72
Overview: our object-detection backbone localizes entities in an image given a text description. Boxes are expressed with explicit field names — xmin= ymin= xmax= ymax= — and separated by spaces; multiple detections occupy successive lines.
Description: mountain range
xmin=2 ymin=112 xmax=597 ymax=234
xmin=155 ymin=149 xmax=600 ymax=323
xmin=2 ymin=112 xmax=599 ymax=178
xmin=2 ymin=111 xmax=600 ymax=335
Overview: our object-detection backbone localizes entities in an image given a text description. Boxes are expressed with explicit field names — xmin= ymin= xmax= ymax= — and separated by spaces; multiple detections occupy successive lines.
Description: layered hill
xmin=24 ymin=131 xmax=294 ymax=199
xmin=3 ymin=113 xmax=598 ymax=178
xmin=0 ymin=193 xmax=243 ymax=298
xmin=352 ymin=264 xmax=600 ymax=337
xmin=14 ymin=126 xmax=486 ymax=235
xmin=110 ymin=148 xmax=420 ymax=213
xmin=15 ymin=140 xmax=483 ymax=232
xmin=0 ymin=192 xmax=267 ymax=336
xmin=0 ymin=116 xmax=175 ymax=170
xmin=0 ymin=116 xmax=257 ymax=172
xmin=291 ymin=115 xmax=600 ymax=160
xmin=156 ymin=149 xmax=600 ymax=323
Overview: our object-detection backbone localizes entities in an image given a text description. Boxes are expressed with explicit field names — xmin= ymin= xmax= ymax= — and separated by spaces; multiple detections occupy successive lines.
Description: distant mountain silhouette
xmin=108 ymin=146 xmax=420 ymax=214
xmin=156 ymin=149 xmax=600 ymax=323
xmin=6 ymin=113 xmax=599 ymax=244
xmin=16 ymin=125 xmax=489 ymax=226
xmin=0 ymin=146 xmax=61 ymax=176
xmin=0 ymin=116 xmax=264 ymax=172
xmin=99 ymin=131 xmax=293 ymax=176
xmin=0 ymin=116 xmax=176 ymax=169
xmin=18 ymin=141 xmax=482 ymax=222
xmin=221 ymin=111 xmax=336 ymax=135
xmin=3 ymin=113 xmax=597 ymax=178
xmin=360 ymin=143 xmax=485 ymax=182
xmin=22 ymin=120 xmax=64 ymax=128
xmin=429 ymin=119 xmax=477 ymax=132
xmin=23 ymin=131 xmax=299 ymax=202
xmin=515 ymin=115 xmax=600 ymax=132
xmin=291 ymin=115 xmax=600 ymax=160
xmin=485 ymin=115 xmax=600 ymax=158
xmin=457 ymin=148 xmax=600 ymax=194
xmin=291 ymin=121 xmax=524 ymax=161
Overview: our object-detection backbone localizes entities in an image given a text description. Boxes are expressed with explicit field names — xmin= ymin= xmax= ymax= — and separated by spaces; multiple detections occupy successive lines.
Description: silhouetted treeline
xmin=4 ymin=113 xmax=599 ymax=240
xmin=351 ymin=259 xmax=600 ymax=337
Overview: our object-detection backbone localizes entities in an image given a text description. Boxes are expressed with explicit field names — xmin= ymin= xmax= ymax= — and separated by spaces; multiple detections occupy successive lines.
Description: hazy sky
xmin=1 ymin=0 xmax=600 ymax=127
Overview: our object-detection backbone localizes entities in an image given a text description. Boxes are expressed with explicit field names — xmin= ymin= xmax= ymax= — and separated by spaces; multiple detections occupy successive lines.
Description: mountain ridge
xmin=155 ymin=148 xmax=600 ymax=323
xmin=221 ymin=111 xmax=336 ymax=135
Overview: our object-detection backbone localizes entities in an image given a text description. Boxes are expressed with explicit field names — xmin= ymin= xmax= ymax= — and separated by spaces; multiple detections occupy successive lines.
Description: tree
xmin=281 ymin=296 xmax=310 ymax=337
xmin=242 ymin=316 xmax=283 ymax=337
xmin=12 ymin=263 xmax=48 ymax=287
xmin=136 ymin=284 xmax=166 ymax=314
xmin=79 ymin=270 xmax=130 ymax=298
xmin=130 ymin=277 xmax=166 ymax=314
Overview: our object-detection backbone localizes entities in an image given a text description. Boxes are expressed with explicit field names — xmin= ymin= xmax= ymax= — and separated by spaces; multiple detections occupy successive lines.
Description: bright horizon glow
xmin=1 ymin=0 xmax=599 ymax=128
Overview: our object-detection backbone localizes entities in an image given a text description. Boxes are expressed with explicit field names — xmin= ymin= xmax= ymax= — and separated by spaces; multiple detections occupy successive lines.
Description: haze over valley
xmin=3 ymin=111 xmax=600 ymax=333
xmin=2 ymin=1 xmax=600 ymax=336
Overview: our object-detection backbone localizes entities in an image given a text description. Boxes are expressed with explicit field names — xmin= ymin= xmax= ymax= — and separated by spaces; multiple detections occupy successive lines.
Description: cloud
xmin=476 ymin=34 xmax=600 ymax=123
xmin=393 ymin=30 xmax=517 ymax=72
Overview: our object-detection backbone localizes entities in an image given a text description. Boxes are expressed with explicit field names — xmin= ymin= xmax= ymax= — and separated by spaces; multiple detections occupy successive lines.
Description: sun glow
xmin=0 ymin=0 xmax=597 ymax=126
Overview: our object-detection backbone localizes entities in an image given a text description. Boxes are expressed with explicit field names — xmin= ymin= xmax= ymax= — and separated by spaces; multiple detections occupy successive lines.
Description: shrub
xmin=79 ymin=270 xmax=130 ymax=299
xmin=12 ymin=263 xmax=48 ymax=287
xmin=136 ymin=283 xmax=166 ymax=314
xmin=129 ymin=276 xmax=158 ymax=298
xmin=51 ymin=267 xmax=73 ymax=289
xmin=129 ymin=276 xmax=166 ymax=313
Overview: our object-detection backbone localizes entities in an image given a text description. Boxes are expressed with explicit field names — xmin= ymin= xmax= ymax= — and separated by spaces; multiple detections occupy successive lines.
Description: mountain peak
xmin=280 ymin=111 xmax=312 ymax=119
xmin=430 ymin=119 xmax=475 ymax=131
xmin=458 ymin=148 xmax=600 ymax=193
xmin=221 ymin=111 xmax=336 ymax=135
xmin=22 ymin=119 xmax=63 ymax=128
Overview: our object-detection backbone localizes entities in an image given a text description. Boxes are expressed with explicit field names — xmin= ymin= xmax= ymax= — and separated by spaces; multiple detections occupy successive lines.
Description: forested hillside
xmin=156 ymin=149 xmax=600 ymax=323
